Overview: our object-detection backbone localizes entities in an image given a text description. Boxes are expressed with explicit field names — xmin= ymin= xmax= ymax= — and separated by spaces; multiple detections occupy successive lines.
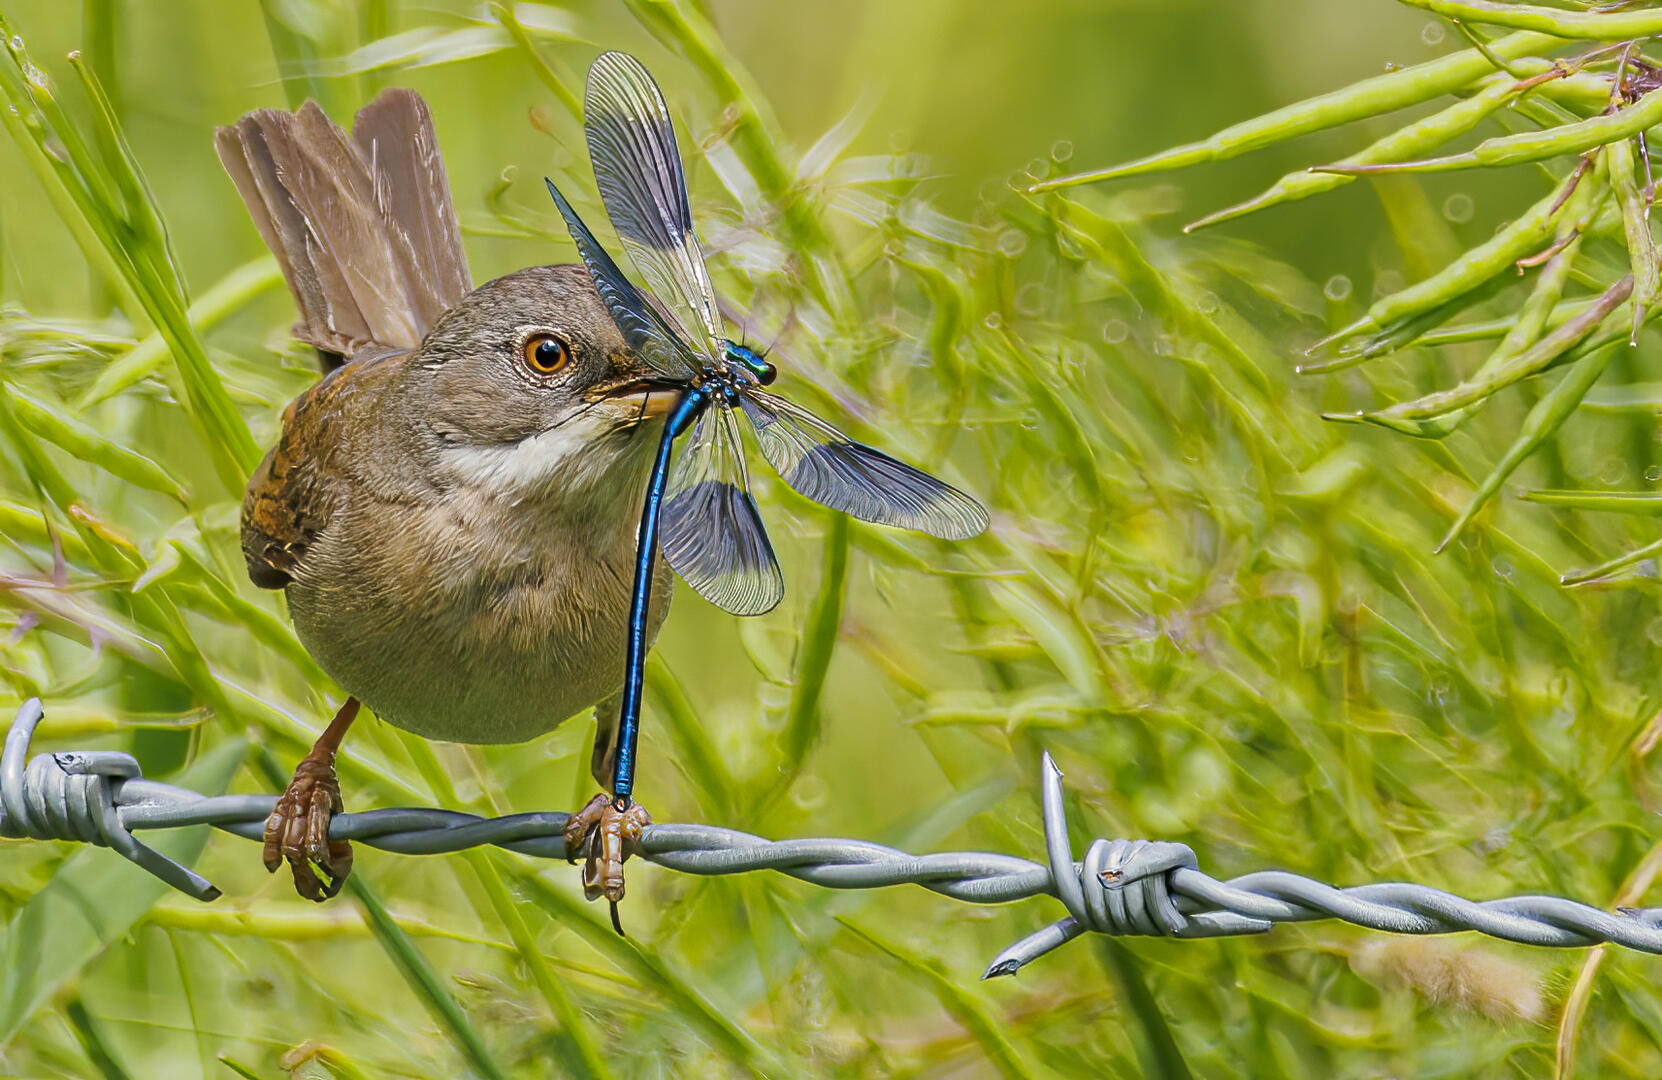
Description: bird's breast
xmin=284 ymin=483 xmax=668 ymax=744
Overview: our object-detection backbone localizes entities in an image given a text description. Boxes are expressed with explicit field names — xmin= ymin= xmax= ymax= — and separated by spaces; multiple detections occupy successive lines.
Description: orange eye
xmin=522 ymin=333 xmax=571 ymax=374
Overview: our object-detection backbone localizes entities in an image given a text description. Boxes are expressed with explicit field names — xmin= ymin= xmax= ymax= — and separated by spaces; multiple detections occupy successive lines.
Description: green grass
xmin=2 ymin=2 xmax=1662 ymax=1077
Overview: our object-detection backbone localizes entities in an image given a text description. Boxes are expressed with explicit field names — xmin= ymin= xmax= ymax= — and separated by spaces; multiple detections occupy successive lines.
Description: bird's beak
xmin=592 ymin=375 xmax=679 ymax=418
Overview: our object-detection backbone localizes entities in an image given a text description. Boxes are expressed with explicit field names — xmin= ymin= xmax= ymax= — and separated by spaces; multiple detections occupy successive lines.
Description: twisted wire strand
xmin=4 ymin=699 xmax=1660 ymax=977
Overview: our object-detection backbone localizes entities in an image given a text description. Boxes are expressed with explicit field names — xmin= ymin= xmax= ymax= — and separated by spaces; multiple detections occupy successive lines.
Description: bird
xmin=215 ymin=88 xmax=668 ymax=904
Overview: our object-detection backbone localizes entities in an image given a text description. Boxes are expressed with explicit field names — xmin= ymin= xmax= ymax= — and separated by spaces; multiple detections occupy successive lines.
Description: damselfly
xmin=546 ymin=51 xmax=988 ymax=805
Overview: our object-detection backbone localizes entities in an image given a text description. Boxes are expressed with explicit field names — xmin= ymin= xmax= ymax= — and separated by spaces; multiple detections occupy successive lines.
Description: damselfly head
xmin=724 ymin=340 xmax=776 ymax=386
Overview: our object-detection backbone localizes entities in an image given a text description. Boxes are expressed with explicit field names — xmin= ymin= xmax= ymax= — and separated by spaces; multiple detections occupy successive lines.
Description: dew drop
xmin=1026 ymin=157 xmax=1047 ymax=179
xmin=1602 ymin=457 xmax=1628 ymax=485
xmin=1051 ymin=139 xmax=1074 ymax=163
xmin=1101 ymin=318 xmax=1130 ymax=345
xmin=1491 ymin=556 xmax=1514 ymax=581
xmin=1647 ymin=465 xmax=1661 ymax=482
xmin=983 ymin=311 xmax=1004 ymax=330
xmin=997 ymin=230 xmax=1028 ymax=257
xmin=1196 ymin=291 xmax=1221 ymax=315
xmin=1323 ymin=274 xmax=1353 ymax=302
xmin=1014 ymin=281 xmax=1045 ymax=317
xmin=1442 ymin=192 xmax=1474 ymax=224
xmin=1421 ymin=21 xmax=1446 ymax=46
xmin=791 ymin=773 xmax=828 ymax=811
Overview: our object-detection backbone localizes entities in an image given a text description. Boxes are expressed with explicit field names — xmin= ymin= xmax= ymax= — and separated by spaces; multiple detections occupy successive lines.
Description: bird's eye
xmin=522 ymin=333 xmax=572 ymax=375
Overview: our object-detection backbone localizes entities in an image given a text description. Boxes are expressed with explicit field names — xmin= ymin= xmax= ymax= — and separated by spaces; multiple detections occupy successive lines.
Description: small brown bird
xmin=216 ymin=89 xmax=667 ymax=902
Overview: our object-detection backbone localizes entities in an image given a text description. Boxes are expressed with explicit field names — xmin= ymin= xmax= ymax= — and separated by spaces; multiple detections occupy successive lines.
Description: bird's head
xmin=397 ymin=264 xmax=675 ymax=517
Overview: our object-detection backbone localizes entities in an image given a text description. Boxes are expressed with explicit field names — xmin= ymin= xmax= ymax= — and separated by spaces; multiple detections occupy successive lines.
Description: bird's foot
xmin=263 ymin=755 xmax=352 ymax=901
xmin=564 ymin=793 xmax=651 ymax=924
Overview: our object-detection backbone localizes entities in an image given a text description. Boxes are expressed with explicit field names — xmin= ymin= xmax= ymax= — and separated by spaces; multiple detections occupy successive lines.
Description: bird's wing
xmin=240 ymin=346 xmax=408 ymax=588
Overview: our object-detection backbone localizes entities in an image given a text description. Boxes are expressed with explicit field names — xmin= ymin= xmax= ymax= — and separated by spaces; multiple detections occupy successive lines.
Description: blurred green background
xmin=2 ymin=1 xmax=1661 ymax=1077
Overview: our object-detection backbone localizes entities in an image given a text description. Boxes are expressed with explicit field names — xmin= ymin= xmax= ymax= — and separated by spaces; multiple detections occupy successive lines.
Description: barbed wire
xmin=3 ymin=698 xmax=1661 ymax=977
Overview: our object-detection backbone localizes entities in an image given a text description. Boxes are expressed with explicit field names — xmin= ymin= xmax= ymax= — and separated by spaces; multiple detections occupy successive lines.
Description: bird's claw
xmin=263 ymin=755 xmax=351 ymax=901
xmin=563 ymin=793 xmax=651 ymax=908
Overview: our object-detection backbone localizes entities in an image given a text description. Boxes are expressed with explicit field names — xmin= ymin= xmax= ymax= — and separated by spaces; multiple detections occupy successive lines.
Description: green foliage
xmin=1047 ymin=10 xmax=1662 ymax=566
xmin=0 ymin=2 xmax=1659 ymax=1079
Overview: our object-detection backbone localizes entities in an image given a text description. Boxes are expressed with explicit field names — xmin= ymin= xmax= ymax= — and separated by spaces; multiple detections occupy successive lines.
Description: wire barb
xmin=0 ymin=698 xmax=220 ymax=900
xmin=4 ymin=701 xmax=1662 ymax=977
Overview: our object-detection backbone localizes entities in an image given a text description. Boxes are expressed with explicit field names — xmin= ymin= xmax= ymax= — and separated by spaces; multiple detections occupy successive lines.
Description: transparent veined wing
xmin=584 ymin=51 xmax=725 ymax=362
xmin=661 ymin=402 xmax=784 ymax=615
xmin=544 ymin=178 xmax=700 ymax=379
xmin=737 ymin=389 xmax=989 ymax=541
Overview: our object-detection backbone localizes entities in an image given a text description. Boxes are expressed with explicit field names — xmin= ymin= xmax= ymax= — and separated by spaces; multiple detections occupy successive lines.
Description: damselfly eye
xmin=522 ymin=333 xmax=571 ymax=374
xmin=758 ymin=361 xmax=777 ymax=386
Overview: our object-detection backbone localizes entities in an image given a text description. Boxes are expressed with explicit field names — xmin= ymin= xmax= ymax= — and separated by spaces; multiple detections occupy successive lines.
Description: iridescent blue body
xmin=612 ymin=341 xmax=774 ymax=803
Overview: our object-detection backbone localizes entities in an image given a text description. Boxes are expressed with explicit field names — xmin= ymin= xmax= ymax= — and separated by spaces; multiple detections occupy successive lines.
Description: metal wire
xmin=4 ymin=698 xmax=1661 ymax=977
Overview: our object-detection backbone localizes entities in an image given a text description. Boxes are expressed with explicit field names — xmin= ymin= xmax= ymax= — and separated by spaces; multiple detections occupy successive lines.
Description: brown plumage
xmin=214 ymin=90 xmax=469 ymax=366
xmin=219 ymin=89 xmax=671 ymax=901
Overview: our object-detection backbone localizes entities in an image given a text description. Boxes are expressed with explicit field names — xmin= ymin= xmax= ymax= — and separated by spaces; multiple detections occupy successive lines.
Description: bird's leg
xmin=564 ymin=696 xmax=652 ymax=924
xmin=264 ymin=697 xmax=358 ymax=901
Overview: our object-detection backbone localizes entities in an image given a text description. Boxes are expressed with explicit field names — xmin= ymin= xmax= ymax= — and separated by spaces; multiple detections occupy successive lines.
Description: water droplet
xmin=1020 ymin=409 xmax=1041 ymax=430
xmin=790 ymin=773 xmax=828 ymax=811
xmin=1323 ymin=274 xmax=1353 ymax=302
xmin=1421 ymin=21 xmax=1446 ymax=46
xmin=1442 ymin=193 xmax=1474 ymax=224
xmin=1196 ymin=291 xmax=1220 ymax=315
xmin=1014 ymin=281 xmax=1045 ymax=317
xmin=983 ymin=312 xmax=1004 ymax=330
xmin=997 ymin=230 xmax=1028 ymax=257
xmin=1051 ymin=139 xmax=1074 ymax=163
xmin=1152 ymin=334 xmax=1176 ymax=356
xmin=8 ymin=36 xmax=23 ymax=51
xmin=1026 ymin=157 xmax=1047 ymax=180
xmin=1491 ymin=556 xmax=1514 ymax=581
xmin=1101 ymin=318 xmax=1130 ymax=345
xmin=1430 ymin=673 xmax=1454 ymax=706
xmin=1601 ymin=457 xmax=1628 ymax=485
xmin=1646 ymin=465 xmax=1661 ymax=482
